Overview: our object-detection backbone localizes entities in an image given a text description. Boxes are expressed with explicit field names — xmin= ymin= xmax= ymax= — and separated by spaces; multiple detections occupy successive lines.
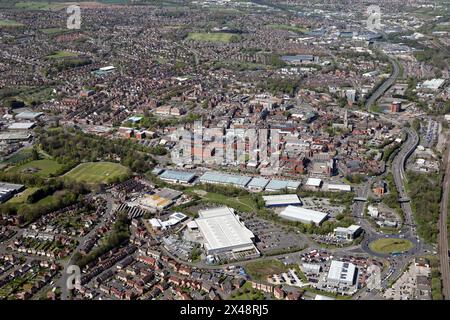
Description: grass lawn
xmin=6 ymin=187 xmax=40 ymax=204
xmin=8 ymin=159 xmax=64 ymax=177
xmin=0 ymin=19 xmax=24 ymax=28
xmin=1 ymin=148 xmax=33 ymax=165
xmin=46 ymin=51 xmax=79 ymax=59
xmin=230 ymin=282 xmax=265 ymax=300
xmin=187 ymin=32 xmax=241 ymax=43
xmin=3 ymin=86 xmax=55 ymax=106
xmin=187 ymin=189 xmax=257 ymax=213
xmin=64 ymin=161 xmax=130 ymax=184
xmin=245 ymin=259 xmax=288 ymax=282
xmin=369 ymin=238 xmax=413 ymax=254
xmin=14 ymin=1 xmax=64 ymax=10
xmin=35 ymin=194 xmax=61 ymax=206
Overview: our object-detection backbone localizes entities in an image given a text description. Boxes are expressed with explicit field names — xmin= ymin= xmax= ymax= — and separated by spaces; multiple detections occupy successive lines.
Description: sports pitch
xmin=64 ymin=162 xmax=130 ymax=184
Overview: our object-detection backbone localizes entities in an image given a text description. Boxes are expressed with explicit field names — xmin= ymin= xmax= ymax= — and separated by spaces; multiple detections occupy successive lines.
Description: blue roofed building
xmin=199 ymin=171 xmax=251 ymax=188
xmin=159 ymin=170 xmax=196 ymax=184
xmin=247 ymin=177 xmax=270 ymax=192
xmin=265 ymin=179 xmax=301 ymax=192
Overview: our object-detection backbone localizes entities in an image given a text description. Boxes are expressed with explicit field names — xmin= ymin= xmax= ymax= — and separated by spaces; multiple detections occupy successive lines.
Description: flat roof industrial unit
xmin=7 ymin=122 xmax=36 ymax=130
xmin=195 ymin=207 xmax=257 ymax=255
xmin=265 ymin=179 xmax=300 ymax=192
xmin=327 ymin=184 xmax=352 ymax=192
xmin=0 ymin=182 xmax=25 ymax=204
xmin=149 ymin=212 xmax=187 ymax=230
xmin=421 ymin=78 xmax=445 ymax=90
xmin=155 ymin=188 xmax=183 ymax=201
xmin=302 ymin=263 xmax=322 ymax=274
xmin=159 ymin=170 xmax=196 ymax=184
xmin=199 ymin=171 xmax=252 ymax=188
xmin=279 ymin=205 xmax=328 ymax=225
xmin=247 ymin=177 xmax=270 ymax=190
xmin=0 ymin=182 xmax=25 ymax=192
xmin=334 ymin=225 xmax=362 ymax=239
xmin=0 ymin=132 xmax=32 ymax=141
xmin=0 ymin=190 xmax=13 ymax=203
xmin=327 ymin=260 xmax=357 ymax=285
xmin=151 ymin=167 xmax=165 ymax=175
xmin=262 ymin=194 xmax=302 ymax=207
xmin=305 ymin=178 xmax=322 ymax=187
xmin=140 ymin=194 xmax=173 ymax=210
xmin=15 ymin=111 xmax=43 ymax=120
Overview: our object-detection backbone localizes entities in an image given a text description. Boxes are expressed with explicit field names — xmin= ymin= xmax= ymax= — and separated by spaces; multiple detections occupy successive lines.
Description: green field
xmin=1 ymin=148 xmax=33 ymax=165
xmin=188 ymin=189 xmax=257 ymax=213
xmin=245 ymin=259 xmax=288 ymax=281
xmin=5 ymin=190 xmax=61 ymax=211
xmin=46 ymin=51 xmax=79 ymax=59
xmin=369 ymin=238 xmax=414 ymax=254
xmin=64 ymin=162 xmax=130 ymax=184
xmin=230 ymin=282 xmax=265 ymax=300
xmin=187 ymin=32 xmax=241 ymax=43
xmin=6 ymin=187 xmax=39 ymax=204
xmin=14 ymin=1 xmax=63 ymax=10
xmin=0 ymin=19 xmax=24 ymax=28
xmin=9 ymin=159 xmax=64 ymax=177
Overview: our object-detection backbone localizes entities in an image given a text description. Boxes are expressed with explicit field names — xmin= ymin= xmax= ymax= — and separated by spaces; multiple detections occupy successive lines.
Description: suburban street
xmin=58 ymin=194 xmax=115 ymax=300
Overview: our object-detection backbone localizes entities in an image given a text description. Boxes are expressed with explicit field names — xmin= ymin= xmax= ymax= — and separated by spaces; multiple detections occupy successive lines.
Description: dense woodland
xmin=407 ymin=171 xmax=442 ymax=243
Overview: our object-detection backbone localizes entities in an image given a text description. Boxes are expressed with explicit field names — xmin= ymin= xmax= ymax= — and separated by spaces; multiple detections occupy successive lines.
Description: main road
xmin=439 ymin=132 xmax=450 ymax=299
xmin=391 ymin=128 xmax=420 ymax=238
xmin=365 ymin=56 xmax=400 ymax=110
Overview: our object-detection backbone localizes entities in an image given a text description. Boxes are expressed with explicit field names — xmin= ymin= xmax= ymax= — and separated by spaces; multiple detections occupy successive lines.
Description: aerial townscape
xmin=0 ymin=0 xmax=449 ymax=303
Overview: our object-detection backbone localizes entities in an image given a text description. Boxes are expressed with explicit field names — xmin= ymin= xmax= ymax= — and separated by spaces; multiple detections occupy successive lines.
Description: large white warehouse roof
xmin=262 ymin=194 xmax=301 ymax=207
xmin=279 ymin=205 xmax=328 ymax=225
xmin=195 ymin=207 xmax=256 ymax=254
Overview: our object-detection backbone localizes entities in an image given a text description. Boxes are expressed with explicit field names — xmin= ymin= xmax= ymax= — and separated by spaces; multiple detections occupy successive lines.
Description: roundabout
xmin=368 ymin=238 xmax=414 ymax=255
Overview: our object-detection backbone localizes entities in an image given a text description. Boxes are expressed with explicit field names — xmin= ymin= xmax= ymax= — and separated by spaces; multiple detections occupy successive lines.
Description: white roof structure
xmin=315 ymin=294 xmax=335 ymax=300
xmin=334 ymin=225 xmax=362 ymax=238
xmin=187 ymin=220 xmax=198 ymax=230
xmin=99 ymin=65 xmax=115 ymax=71
xmin=327 ymin=183 xmax=352 ymax=192
xmin=195 ymin=207 xmax=256 ymax=254
xmin=368 ymin=205 xmax=379 ymax=218
xmin=421 ymin=78 xmax=445 ymax=91
xmin=327 ymin=260 xmax=357 ymax=285
xmin=279 ymin=205 xmax=328 ymax=225
xmin=262 ymin=194 xmax=301 ymax=207
xmin=302 ymin=263 xmax=322 ymax=274
xmin=149 ymin=212 xmax=187 ymax=230
xmin=7 ymin=122 xmax=35 ymax=130
xmin=305 ymin=178 xmax=322 ymax=187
